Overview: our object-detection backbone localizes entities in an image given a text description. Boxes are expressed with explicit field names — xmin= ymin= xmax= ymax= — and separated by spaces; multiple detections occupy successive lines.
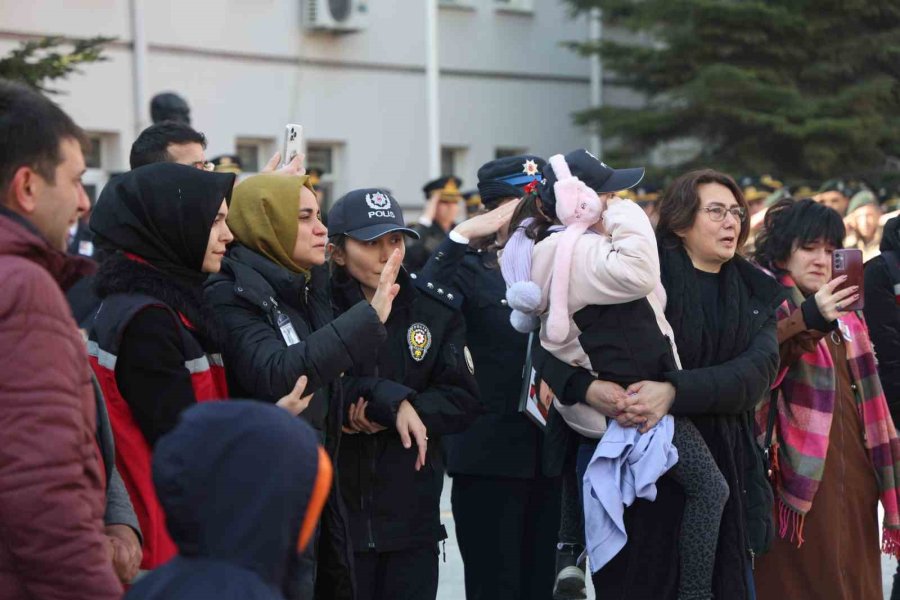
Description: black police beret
xmin=476 ymin=155 xmax=546 ymax=208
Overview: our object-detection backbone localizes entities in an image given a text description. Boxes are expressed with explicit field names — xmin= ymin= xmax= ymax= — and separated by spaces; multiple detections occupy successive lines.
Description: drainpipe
xmin=425 ymin=0 xmax=440 ymax=179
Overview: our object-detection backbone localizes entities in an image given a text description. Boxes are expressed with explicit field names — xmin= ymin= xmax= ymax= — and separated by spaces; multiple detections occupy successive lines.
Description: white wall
xmin=0 ymin=0 xmax=597 ymax=210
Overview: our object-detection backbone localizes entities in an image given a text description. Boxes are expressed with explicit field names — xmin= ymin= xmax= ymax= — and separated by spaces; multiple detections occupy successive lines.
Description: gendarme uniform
xmin=404 ymin=176 xmax=462 ymax=272
xmin=327 ymin=188 xmax=481 ymax=600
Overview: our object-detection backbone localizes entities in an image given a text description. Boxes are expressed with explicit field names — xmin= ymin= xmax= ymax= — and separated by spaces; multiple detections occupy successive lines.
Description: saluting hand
xmin=453 ymin=198 xmax=521 ymax=241
xmin=396 ymin=400 xmax=428 ymax=471
xmin=370 ymin=249 xmax=402 ymax=323
xmin=276 ymin=375 xmax=313 ymax=416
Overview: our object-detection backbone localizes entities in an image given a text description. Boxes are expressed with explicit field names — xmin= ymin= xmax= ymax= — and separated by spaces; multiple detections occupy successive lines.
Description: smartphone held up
xmin=832 ymin=248 xmax=864 ymax=312
xmin=282 ymin=124 xmax=303 ymax=168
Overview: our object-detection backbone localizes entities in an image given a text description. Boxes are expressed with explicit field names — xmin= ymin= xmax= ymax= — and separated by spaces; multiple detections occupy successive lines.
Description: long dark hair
xmin=753 ymin=197 xmax=845 ymax=275
xmin=657 ymin=169 xmax=749 ymax=250
xmin=504 ymin=189 xmax=556 ymax=247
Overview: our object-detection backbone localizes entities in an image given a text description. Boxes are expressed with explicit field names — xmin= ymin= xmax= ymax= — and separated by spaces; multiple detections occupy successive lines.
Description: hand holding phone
xmin=831 ymin=248 xmax=864 ymax=312
xmin=282 ymin=124 xmax=303 ymax=168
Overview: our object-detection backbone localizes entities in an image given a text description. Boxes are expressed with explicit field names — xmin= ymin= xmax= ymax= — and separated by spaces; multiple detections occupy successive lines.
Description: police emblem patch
xmin=407 ymin=323 xmax=432 ymax=362
xmin=522 ymin=159 xmax=540 ymax=177
xmin=365 ymin=192 xmax=391 ymax=211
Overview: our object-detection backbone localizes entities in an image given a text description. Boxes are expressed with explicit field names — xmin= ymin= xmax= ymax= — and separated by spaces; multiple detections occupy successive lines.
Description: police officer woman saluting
xmin=326 ymin=189 xmax=481 ymax=600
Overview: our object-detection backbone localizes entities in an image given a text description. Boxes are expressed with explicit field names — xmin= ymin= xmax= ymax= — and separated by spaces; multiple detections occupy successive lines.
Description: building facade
xmin=1 ymin=0 xmax=599 ymax=213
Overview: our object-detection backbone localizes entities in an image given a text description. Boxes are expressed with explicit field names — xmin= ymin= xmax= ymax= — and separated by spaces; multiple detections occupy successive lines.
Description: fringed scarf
xmin=756 ymin=275 xmax=900 ymax=556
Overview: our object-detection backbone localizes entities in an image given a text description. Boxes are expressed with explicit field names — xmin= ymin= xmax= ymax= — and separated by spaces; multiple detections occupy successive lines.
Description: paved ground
xmin=436 ymin=475 xmax=897 ymax=600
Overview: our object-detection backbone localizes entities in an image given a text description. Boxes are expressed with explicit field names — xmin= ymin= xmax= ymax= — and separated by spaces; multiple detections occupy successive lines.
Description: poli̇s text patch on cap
xmin=327 ymin=188 xmax=420 ymax=242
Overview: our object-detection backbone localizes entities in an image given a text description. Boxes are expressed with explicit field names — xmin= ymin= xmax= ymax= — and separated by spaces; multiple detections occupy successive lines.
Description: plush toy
xmin=543 ymin=154 xmax=606 ymax=342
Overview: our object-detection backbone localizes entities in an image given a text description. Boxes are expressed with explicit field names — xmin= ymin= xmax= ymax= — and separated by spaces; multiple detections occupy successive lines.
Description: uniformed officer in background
xmin=404 ymin=176 xmax=463 ymax=272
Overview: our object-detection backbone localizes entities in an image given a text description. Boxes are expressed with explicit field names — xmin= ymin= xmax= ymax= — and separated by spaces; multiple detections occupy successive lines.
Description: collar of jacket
xmin=0 ymin=205 xmax=96 ymax=291
xmin=733 ymin=255 xmax=789 ymax=311
xmin=331 ymin=266 xmax=415 ymax=315
xmin=221 ymin=243 xmax=310 ymax=310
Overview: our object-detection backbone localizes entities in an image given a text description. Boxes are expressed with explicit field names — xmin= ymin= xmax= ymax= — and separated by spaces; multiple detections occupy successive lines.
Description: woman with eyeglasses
xmin=540 ymin=169 xmax=783 ymax=599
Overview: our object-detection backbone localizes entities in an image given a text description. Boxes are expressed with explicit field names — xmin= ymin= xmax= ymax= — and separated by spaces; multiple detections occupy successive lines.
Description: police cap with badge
xmin=477 ymin=154 xmax=546 ymax=209
xmin=329 ymin=188 xmax=464 ymax=312
xmin=423 ymin=176 xmax=463 ymax=203
xmin=328 ymin=188 xmax=420 ymax=241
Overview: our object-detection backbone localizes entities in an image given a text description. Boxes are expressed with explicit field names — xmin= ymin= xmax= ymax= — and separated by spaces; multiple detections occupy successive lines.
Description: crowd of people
xmin=4 ymin=74 xmax=900 ymax=600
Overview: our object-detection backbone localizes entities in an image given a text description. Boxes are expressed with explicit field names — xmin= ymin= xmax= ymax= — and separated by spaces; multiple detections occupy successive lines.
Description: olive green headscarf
xmin=227 ymin=174 xmax=317 ymax=275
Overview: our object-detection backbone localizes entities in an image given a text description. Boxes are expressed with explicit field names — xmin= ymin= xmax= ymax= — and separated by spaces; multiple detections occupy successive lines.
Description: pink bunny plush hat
xmin=543 ymin=153 xmax=606 ymax=342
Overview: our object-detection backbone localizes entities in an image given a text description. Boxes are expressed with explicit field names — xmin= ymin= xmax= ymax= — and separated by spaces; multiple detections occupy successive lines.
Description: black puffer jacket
xmin=332 ymin=268 xmax=481 ymax=553
xmin=864 ymin=216 xmax=900 ymax=425
xmin=204 ymin=243 xmax=385 ymax=600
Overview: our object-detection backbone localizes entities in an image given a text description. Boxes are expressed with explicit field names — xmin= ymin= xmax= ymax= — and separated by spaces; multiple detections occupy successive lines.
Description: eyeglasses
xmin=192 ymin=161 xmax=215 ymax=172
xmin=702 ymin=205 xmax=746 ymax=222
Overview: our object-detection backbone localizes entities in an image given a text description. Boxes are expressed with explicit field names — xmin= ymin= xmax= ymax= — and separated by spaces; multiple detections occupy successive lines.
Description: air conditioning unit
xmin=304 ymin=0 xmax=369 ymax=33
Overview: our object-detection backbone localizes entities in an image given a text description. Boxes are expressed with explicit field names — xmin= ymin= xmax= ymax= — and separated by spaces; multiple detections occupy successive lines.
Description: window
xmin=495 ymin=147 xmax=528 ymax=159
xmin=235 ymin=138 xmax=275 ymax=173
xmin=439 ymin=0 xmax=474 ymax=9
xmin=81 ymin=132 xmax=120 ymax=207
xmin=85 ymin=135 xmax=103 ymax=169
xmin=441 ymin=146 xmax=467 ymax=177
xmin=306 ymin=142 xmax=342 ymax=215
xmin=495 ymin=0 xmax=533 ymax=11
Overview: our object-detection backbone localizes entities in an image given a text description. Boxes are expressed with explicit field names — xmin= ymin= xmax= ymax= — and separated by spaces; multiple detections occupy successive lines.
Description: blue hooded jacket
xmin=125 ymin=401 xmax=323 ymax=600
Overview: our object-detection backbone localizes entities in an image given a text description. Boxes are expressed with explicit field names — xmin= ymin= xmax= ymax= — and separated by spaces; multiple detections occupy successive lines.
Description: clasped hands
xmin=585 ymin=379 xmax=676 ymax=434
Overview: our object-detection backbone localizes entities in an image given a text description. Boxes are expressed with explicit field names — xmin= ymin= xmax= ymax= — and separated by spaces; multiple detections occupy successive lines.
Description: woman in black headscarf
xmin=86 ymin=162 xmax=236 ymax=571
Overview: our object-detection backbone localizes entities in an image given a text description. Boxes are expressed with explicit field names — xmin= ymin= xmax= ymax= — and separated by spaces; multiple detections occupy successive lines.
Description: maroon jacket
xmin=0 ymin=208 xmax=121 ymax=599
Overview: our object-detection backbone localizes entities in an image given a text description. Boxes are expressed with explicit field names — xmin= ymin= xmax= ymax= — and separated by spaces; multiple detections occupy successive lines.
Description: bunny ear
xmin=549 ymin=154 xmax=572 ymax=180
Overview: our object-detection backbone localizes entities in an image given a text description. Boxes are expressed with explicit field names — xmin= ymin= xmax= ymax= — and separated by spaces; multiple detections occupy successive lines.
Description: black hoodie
xmin=124 ymin=401 xmax=326 ymax=600
xmin=864 ymin=216 xmax=900 ymax=424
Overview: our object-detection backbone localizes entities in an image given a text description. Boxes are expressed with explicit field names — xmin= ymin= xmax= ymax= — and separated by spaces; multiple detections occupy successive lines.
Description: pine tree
xmin=0 ymin=36 xmax=114 ymax=95
xmin=566 ymin=0 xmax=900 ymax=182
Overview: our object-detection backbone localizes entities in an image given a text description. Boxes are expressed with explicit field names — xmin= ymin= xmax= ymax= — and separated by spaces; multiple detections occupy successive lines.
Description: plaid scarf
xmin=756 ymin=275 xmax=900 ymax=556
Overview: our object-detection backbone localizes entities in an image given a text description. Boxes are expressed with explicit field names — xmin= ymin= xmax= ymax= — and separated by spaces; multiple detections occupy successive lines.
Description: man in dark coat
xmin=0 ymin=78 xmax=122 ymax=599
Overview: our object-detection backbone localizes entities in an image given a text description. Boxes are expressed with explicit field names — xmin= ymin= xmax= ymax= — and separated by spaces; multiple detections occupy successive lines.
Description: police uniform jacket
xmin=331 ymin=267 xmax=481 ymax=553
xmin=420 ymin=236 xmax=569 ymax=479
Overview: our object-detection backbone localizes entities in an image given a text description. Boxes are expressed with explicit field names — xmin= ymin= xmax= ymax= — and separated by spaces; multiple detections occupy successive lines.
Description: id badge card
xmin=277 ymin=312 xmax=300 ymax=346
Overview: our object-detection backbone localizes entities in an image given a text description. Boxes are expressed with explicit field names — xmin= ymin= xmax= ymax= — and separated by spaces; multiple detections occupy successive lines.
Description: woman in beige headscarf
xmin=204 ymin=173 xmax=401 ymax=600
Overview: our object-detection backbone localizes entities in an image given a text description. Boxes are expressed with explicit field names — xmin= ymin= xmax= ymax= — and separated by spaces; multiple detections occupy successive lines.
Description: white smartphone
xmin=282 ymin=123 xmax=303 ymax=167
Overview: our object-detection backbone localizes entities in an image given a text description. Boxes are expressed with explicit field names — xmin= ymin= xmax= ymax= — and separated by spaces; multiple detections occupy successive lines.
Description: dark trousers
xmin=354 ymin=545 xmax=439 ymax=600
xmin=451 ymin=474 xmax=562 ymax=600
